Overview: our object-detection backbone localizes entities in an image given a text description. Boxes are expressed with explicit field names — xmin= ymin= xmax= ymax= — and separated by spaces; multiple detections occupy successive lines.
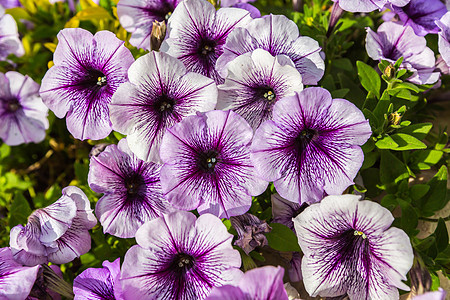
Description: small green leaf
xmin=389 ymin=133 xmax=427 ymax=151
xmin=398 ymin=123 xmax=432 ymax=140
xmin=9 ymin=191 xmax=32 ymax=227
xmin=410 ymin=184 xmax=430 ymax=201
xmin=361 ymin=151 xmax=379 ymax=170
xmin=395 ymin=199 xmax=418 ymax=236
xmin=357 ymin=61 xmax=381 ymax=99
xmin=375 ymin=135 xmax=399 ymax=149
xmin=421 ymin=166 xmax=448 ymax=216
xmin=380 ymin=150 xmax=409 ymax=185
xmin=266 ymin=223 xmax=301 ymax=252
xmin=330 ymin=88 xmax=349 ymax=98
xmin=410 ymin=150 xmax=443 ymax=170
xmin=434 ymin=218 xmax=449 ymax=253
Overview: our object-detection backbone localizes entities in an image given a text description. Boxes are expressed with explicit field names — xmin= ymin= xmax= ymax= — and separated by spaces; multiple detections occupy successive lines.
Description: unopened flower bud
xmin=384 ymin=64 xmax=395 ymax=79
xmin=150 ymin=20 xmax=167 ymax=52
xmin=388 ymin=111 xmax=402 ymax=126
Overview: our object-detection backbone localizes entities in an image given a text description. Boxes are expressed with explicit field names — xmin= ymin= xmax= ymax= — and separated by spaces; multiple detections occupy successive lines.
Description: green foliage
xmin=265 ymin=223 xmax=301 ymax=252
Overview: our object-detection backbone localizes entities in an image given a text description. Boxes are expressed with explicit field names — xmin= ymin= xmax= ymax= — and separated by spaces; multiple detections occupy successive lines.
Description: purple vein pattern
xmin=216 ymin=14 xmax=324 ymax=85
xmin=437 ymin=12 xmax=450 ymax=68
xmin=160 ymin=110 xmax=268 ymax=218
xmin=161 ymin=0 xmax=252 ymax=84
xmin=0 ymin=71 xmax=48 ymax=146
xmin=88 ymin=138 xmax=175 ymax=238
xmin=294 ymin=194 xmax=414 ymax=299
xmin=109 ymin=51 xmax=217 ymax=163
xmin=0 ymin=6 xmax=24 ymax=60
xmin=120 ymin=211 xmax=243 ymax=300
xmin=39 ymin=28 xmax=134 ymax=140
xmin=251 ymin=87 xmax=371 ymax=205
xmin=334 ymin=0 xmax=410 ymax=13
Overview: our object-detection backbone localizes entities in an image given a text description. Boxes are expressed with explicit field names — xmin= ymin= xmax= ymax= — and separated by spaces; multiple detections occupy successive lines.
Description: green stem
xmin=418 ymin=216 xmax=450 ymax=222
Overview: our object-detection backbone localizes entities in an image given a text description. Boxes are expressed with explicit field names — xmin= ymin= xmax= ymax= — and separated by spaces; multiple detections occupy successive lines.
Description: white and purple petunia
xmin=9 ymin=186 xmax=97 ymax=266
xmin=366 ymin=21 xmax=440 ymax=85
xmin=120 ymin=211 xmax=243 ymax=300
xmin=294 ymin=194 xmax=414 ymax=299
xmin=161 ymin=0 xmax=252 ymax=84
xmin=216 ymin=14 xmax=324 ymax=86
xmin=389 ymin=0 xmax=447 ymax=36
xmin=117 ymin=0 xmax=181 ymax=50
xmin=251 ymin=87 xmax=371 ymax=205
xmin=217 ymin=49 xmax=303 ymax=130
xmin=333 ymin=0 xmax=410 ymax=13
xmin=160 ymin=110 xmax=268 ymax=218
xmin=73 ymin=258 xmax=123 ymax=300
xmin=0 ymin=6 xmax=24 ymax=60
xmin=39 ymin=28 xmax=134 ymax=141
xmin=0 ymin=71 xmax=48 ymax=146
xmin=109 ymin=51 xmax=217 ymax=163
xmin=206 ymin=265 xmax=289 ymax=300
xmin=437 ymin=12 xmax=450 ymax=68
xmin=88 ymin=138 xmax=175 ymax=238
xmin=0 ymin=247 xmax=40 ymax=300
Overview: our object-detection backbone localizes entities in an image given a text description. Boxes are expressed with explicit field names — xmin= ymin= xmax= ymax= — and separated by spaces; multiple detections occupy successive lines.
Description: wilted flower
xmin=436 ymin=12 xmax=450 ymax=68
xmin=117 ymin=0 xmax=179 ymax=50
xmin=0 ymin=247 xmax=40 ymax=299
xmin=161 ymin=0 xmax=252 ymax=84
xmin=271 ymin=193 xmax=305 ymax=232
xmin=206 ymin=266 xmax=289 ymax=300
xmin=294 ymin=194 xmax=414 ymax=299
xmin=88 ymin=139 xmax=174 ymax=238
xmin=334 ymin=0 xmax=410 ymax=13
xmin=251 ymin=87 xmax=371 ymax=205
xmin=10 ymin=186 xmax=97 ymax=266
xmin=0 ymin=71 xmax=48 ymax=146
xmin=389 ymin=0 xmax=447 ymax=36
xmin=216 ymin=14 xmax=324 ymax=85
xmin=121 ymin=211 xmax=243 ymax=300
xmin=39 ymin=28 xmax=134 ymax=140
xmin=230 ymin=213 xmax=271 ymax=254
xmin=366 ymin=21 xmax=440 ymax=84
xmin=0 ymin=6 xmax=24 ymax=60
xmin=160 ymin=110 xmax=268 ymax=218
xmin=109 ymin=51 xmax=217 ymax=163
xmin=217 ymin=49 xmax=303 ymax=130
xmin=73 ymin=258 xmax=123 ymax=300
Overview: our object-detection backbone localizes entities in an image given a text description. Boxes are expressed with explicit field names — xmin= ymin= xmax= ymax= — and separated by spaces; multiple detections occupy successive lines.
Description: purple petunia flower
xmin=39 ymin=28 xmax=134 ymax=141
xmin=389 ymin=0 xmax=447 ymax=36
xmin=413 ymin=288 xmax=447 ymax=300
xmin=160 ymin=110 xmax=268 ymax=218
xmin=366 ymin=21 xmax=440 ymax=85
xmin=437 ymin=12 xmax=450 ymax=68
xmin=0 ymin=71 xmax=48 ymax=146
xmin=88 ymin=139 xmax=175 ymax=238
xmin=0 ymin=0 xmax=21 ymax=8
xmin=231 ymin=3 xmax=261 ymax=18
xmin=109 ymin=51 xmax=217 ymax=163
xmin=217 ymin=49 xmax=303 ymax=130
xmin=216 ymin=14 xmax=325 ymax=86
xmin=251 ymin=87 xmax=371 ymax=205
xmin=230 ymin=213 xmax=271 ymax=255
xmin=294 ymin=194 xmax=414 ymax=299
xmin=0 ymin=247 xmax=40 ymax=300
xmin=333 ymin=0 xmax=410 ymax=13
xmin=73 ymin=258 xmax=123 ymax=300
xmin=9 ymin=186 xmax=97 ymax=266
xmin=0 ymin=6 xmax=24 ymax=60
xmin=206 ymin=266 xmax=289 ymax=300
xmin=117 ymin=0 xmax=181 ymax=50
xmin=120 ymin=211 xmax=243 ymax=300
xmin=161 ymin=0 xmax=252 ymax=84
xmin=271 ymin=193 xmax=304 ymax=232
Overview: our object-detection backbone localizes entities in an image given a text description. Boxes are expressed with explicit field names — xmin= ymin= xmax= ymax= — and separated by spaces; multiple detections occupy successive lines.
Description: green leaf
xmin=435 ymin=132 xmax=448 ymax=151
xmin=74 ymin=161 xmax=89 ymax=185
xmin=375 ymin=135 xmax=399 ymax=150
xmin=398 ymin=123 xmax=432 ymax=140
xmin=394 ymin=82 xmax=420 ymax=93
xmin=379 ymin=150 xmax=409 ymax=186
xmin=380 ymin=194 xmax=398 ymax=211
xmin=9 ymin=191 xmax=32 ymax=227
xmin=421 ymin=166 xmax=448 ymax=216
xmin=414 ymin=235 xmax=435 ymax=252
xmin=389 ymin=133 xmax=427 ymax=150
xmin=333 ymin=58 xmax=353 ymax=72
xmin=357 ymin=61 xmax=381 ymax=99
xmin=410 ymin=150 xmax=443 ymax=170
xmin=395 ymin=199 xmax=418 ymax=236
xmin=266 ymin=223 xmax=301 ymax=252
xmin=330 ymin=88 xmax=349 ymax=98
xmin=337 ymin=73 xmax=365 ymax=109
xmin=434 ymin=218 xmax=449 ymax=253
xmin=361 ymin=151 xmax=379 ymax=170
xmin=410 ymin=184 xmax=430 ymax=201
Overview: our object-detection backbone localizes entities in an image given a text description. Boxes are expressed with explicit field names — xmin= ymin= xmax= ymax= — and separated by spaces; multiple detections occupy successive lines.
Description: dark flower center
xmin=198 ymin=39 xmax=217 ymax=57
xmin=293 ymin=128 xmax=317 ymax=153
xmin=125 ymin=174 xmax=144 ymax=195
xmin=172 ymin=253 xmax=195 ymax=272
xmin=197 ymin=150 xmax=219 ymax=172
xmin=255 ymin=86 xmax=276 ymax=102
xmin=86 ymin=69 xmax=108 ymax=88
xmin=154 ymin=94 xmax=176 ymax=114
xmin=5 ymin=98 xmax=20 ymax=112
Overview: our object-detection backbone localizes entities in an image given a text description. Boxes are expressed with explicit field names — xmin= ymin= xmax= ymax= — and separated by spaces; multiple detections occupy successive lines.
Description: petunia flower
xmin=117 ymin=0 xmax=180 ymax=50
xmin=88 ymin=138 xmax=175 ymax=238
xmin=216 ymin=14 xmax=324 ymax=86
xmin=0 ymin=6 xmax=24 ymax=60
xmin=160 ymin=110 xmax=268 ymax=218
xmin=73 ymin=258 xmax=123 ymax=300
xmin=39 ymin=28 xmax=134 ymax=141
xmin=436 ymin=12 xmax=450 ymax=68
xmin=206 ymin=266 xmax=289 ymax=300
xmin=366 ymin=21 xmax=440 ymax=85
xmin=0 ymin=71 xmax=48 ymax=146
xmin=251 ymin=87 xmax=371 ymax=205
xmin=413 ymin=288 xmax=447 ymax=300
xmin=271 ymin=193 xmax=304 ymax=232
xmin=9 ymin=186 xmax=97 ymax=266
xmin=293 ymin=194 xmax=414 ymax=299
xmin=217 ymin=49 xmax=303 ymax=130
xmin=0 ymin=247 xmax=40 ymax=300
xmin=109 ymin=51 xmax=217 ymax=163
xmin=161 ymin=0 xmax=252 ymax=84
xmin=120 ymin=211 xmax=243 ymax=300
xmin=230 ymin=3 xmax=261 ymax=18
xmin=0 ymin=0 xmax=21 ymax=8
xmin=230 ymin=213 xmax=271 ymax=255
xmin=389 ymin=0 xmax=447 ymax=36
xmin=333 ymin=0 xmax=410 ymax=13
